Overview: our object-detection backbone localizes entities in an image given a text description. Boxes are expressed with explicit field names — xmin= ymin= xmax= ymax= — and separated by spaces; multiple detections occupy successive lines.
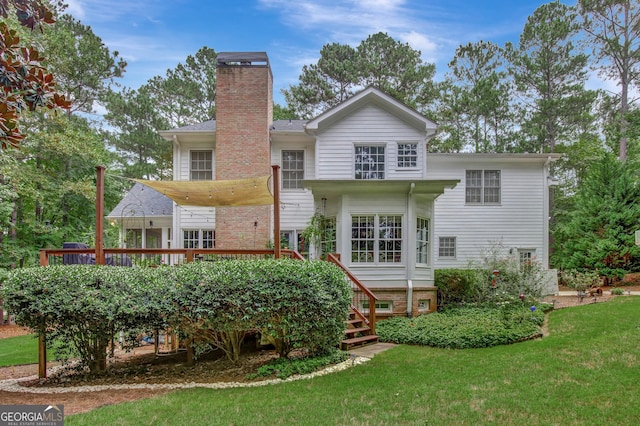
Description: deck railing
xmin=40 ymin=247 xmax=304 ymax=267
xmin=325 ymin=253 xmax=378 ymax=334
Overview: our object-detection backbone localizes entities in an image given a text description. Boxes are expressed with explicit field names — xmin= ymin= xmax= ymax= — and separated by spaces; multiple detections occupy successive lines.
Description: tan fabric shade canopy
xmin=133 ymin=175 xmax=273 ymax=207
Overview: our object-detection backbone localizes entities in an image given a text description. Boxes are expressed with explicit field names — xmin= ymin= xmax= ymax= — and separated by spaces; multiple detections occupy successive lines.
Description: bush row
xmin=1 ymin=259 xmax=352 ymax=372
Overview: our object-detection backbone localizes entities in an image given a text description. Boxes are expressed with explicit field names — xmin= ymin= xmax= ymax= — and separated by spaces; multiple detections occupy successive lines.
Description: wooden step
xmin=344 ymin=327 xmax=371 ymax=336
xmin=341 ymin=334 xmax=379 ymax=350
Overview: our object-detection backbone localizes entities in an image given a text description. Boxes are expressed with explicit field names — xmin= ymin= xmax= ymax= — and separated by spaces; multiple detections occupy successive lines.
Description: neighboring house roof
xmin=107 ymin=182 xmax=173 ymax=219
xmin=304 ymin=86 xmax=438 ymax=136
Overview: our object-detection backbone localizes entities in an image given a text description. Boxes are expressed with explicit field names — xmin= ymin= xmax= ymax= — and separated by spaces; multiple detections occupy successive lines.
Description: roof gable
xmin=305 ymin=87 xmax=437 ymax=136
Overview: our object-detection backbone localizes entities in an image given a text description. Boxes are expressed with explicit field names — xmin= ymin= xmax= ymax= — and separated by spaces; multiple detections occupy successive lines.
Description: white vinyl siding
xmin=315 ymin=104 xmax=424 ymax=180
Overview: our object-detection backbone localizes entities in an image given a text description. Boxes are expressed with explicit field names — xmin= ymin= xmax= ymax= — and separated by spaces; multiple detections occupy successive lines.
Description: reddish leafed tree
xmin=0 ymin=0 xmax=71 ymax=149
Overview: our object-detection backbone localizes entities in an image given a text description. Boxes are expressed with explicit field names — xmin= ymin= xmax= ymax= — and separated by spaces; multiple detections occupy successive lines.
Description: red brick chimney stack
xmin=214 ymin=52 xmax=273 ymax=249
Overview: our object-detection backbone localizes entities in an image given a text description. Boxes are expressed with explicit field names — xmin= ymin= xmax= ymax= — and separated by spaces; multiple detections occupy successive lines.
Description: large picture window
xmin=190 ymin=151 xmax=213 ymax=180
xmin=355 ymin=145 xmax=385 ymax=179
xmin=282 ymin=150 xmax=304 ymax=189
xmin=351 ymin=214 xmax=402 ymax=263
xmin=466 ymin=170 xmax=501 ymax=204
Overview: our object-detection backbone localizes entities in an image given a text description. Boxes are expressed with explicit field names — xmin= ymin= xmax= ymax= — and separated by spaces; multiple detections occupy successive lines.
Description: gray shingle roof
xmin=107 ymin=182 xmax=173 ymax=219
xmin=270 ymin=119 xmax=307 ymax=132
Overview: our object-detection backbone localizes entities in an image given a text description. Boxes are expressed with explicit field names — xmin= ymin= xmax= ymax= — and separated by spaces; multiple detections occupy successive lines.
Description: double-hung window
xmin=190 ymin=151 xmax=213 ymax=180
xmin=282 ymin=150 xmax=304 ymax=189
xmin=355 ymin=145 xmax=385 ymax=179
xmin=397 ymin=143 xmax=418 ymax=168
xmin=351 ymin=214 xmax=402 ymax=263
xmin=465 ymin=170 xmax=501 ymax=204
xmin=183 ymin=229 xmax=215 ymax=248
xmin=438 ymin=236 xmax=456 ymax=258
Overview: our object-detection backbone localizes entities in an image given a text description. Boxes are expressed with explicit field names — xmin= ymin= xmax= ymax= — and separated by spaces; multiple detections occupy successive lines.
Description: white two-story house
xmin=108 ymin=52 xmax=559 ymax=316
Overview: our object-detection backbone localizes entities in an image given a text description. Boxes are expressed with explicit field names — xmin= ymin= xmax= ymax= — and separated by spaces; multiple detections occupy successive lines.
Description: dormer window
xmin=355 ymin=145 xmax=385 ymax=180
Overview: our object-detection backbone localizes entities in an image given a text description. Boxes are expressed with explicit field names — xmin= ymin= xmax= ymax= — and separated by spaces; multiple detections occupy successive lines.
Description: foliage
xmin=1 ymin=260 xmax=351 ymax=371
xmin=377 ymin=304 xmax=545 ymax=349
xmin=434 ymin=269 xmax=484 ymax=307
xmin=0 ymin=0 xmax=71 ymax=149
xmin=1 ymin=265 xmax=167 ymax=373
xmin=578 ymin=0 xmax=640 ymax=160
xmin=611 ymin=287 xmax=625 ymax=295
xmin=166 ymin=259 xmax=351 ymax=360
xmin=505 ymin=1 xmax=596 ymax=154
xmin=560 ymin=269 xmax=601 ymax=292
xmin=247 ymin=348 xmax=348 ymax=380
xmin=553 ymin=154 xmax=640 ymax=278
xmin=43 ymin=13 xmax=126 ymax=115
xmin=283 ymin=32 xmax=436 ymax=118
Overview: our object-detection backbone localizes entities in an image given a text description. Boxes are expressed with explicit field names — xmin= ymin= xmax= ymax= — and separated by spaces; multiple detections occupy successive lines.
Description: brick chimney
xmin=214 ymin=52 xmax=273 ymax=249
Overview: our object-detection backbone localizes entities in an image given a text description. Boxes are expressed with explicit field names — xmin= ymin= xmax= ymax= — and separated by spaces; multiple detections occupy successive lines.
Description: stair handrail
xmin=325 ymin=253 xmax=378 ymax=334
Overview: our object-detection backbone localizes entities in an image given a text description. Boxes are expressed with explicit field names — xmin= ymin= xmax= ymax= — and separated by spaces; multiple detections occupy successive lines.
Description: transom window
xmin=351 ymin=215 xmax=402 ymax=263
xmin=190 ymin=151 xmax=213 ymax=180
xmin=466 ymin=170 xmax=501 ymax=204
xmin=416 ymin=217 xmax=429 ymax=264
xmin=397 ymin=143 xmax=418 ymax=168
xmin=183 ymin=229 xmax=215 ymax=248
xmin=438 ymin=236 xmax=456 ymax=258
xmin=282 ymin=150 xmax=304 ymax=189
xmin=355 ymin=145 xmax=385 ymax=180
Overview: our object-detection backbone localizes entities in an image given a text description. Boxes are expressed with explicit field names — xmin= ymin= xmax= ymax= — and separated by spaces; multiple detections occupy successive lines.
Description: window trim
xmin=182 ymin=228 xmax=215 ymax=249
xmin=397 ymin=142 xmax=419 ymax=170
xmin=465 ymin=169 xmax=501 ymax=205
xmin=354 ymin=144 xmax=386 ymax=180
xmin=351 ymin=214 xmax=403 ymax=265
xmin=281 ymin=150 xmax=305 ymax=190
xmin=416 ymin=217 xmax=429 ymax=265
xmin=438 ymin=236 xmax=456 ymax=259
xmin=190 ymin=150 xmax=213 ymax=181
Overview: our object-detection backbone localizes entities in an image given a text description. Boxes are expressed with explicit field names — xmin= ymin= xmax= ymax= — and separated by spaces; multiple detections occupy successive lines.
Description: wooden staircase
xmin=341 ymin=309 xmax=379 ymax=350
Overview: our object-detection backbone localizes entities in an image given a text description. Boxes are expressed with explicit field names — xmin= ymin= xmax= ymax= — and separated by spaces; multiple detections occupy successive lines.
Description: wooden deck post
xmin=95 ymin=165 xmax=105 ymax=265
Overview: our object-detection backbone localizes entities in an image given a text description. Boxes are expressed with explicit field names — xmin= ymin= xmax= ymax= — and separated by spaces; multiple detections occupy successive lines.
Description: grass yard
xmin=67 ymin=296 xmax=640 ymax=425
xmin=0 ymin=333 xmax=39 ymax=367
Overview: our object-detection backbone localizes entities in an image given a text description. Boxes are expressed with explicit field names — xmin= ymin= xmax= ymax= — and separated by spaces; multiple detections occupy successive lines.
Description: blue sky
xmin=65 ymin=0 xmax=570 ymax=106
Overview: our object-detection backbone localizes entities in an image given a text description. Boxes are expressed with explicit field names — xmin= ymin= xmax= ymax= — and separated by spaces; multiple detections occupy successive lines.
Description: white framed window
xmin=438 ymin=236 xmax=456 ymax=258
xmin=190 ymin=151 xmax=213 ymax=180
xmin=416 ymin=217 xmax=429 ymax=264
xmin=397 ymin=142 xmax=418 ymax=168
xmin=282 ymin=150 xmax=304 ymax=189
xmin=321 ymin=217 xmax=337 ymax=255
xmin=355 ymin=145 xmax=385 ymax=179
xmin=280 ymin=230 xmax=308 ymax=257
xmin=361 ymin=300 xmax=393 ymax=314
xmin=183 ymin=229 xmax=215 ymax=248
xmin=351 ymin=214 xmax=402 ymax=264
xmin=518 ymin=249 xmax=535 ymax=270
xmin=466 ymin=170 xmax=501 ymax=204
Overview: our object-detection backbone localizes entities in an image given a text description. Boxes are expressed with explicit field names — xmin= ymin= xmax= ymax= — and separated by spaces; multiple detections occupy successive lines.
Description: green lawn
xmin=0 ymin=333 xmax=39 ymax=367
xmin=66 ymin=296 xmax=640 ymax=425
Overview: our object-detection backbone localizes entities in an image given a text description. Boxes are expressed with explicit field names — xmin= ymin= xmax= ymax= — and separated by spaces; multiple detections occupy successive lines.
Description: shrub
xmin=611 ymin=287 xmax=625 ymax=295
xmin=1 ymin=265 xmax=168 ymax=373
xmin=560 ymin=269 xmax=601 ymax=292
xmin=376 ymin=303 xmax=545 ymax=349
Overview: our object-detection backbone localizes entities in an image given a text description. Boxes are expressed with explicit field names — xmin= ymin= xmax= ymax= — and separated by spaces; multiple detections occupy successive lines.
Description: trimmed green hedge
xmin=0 ymin=259 xmax=351 ymax=372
